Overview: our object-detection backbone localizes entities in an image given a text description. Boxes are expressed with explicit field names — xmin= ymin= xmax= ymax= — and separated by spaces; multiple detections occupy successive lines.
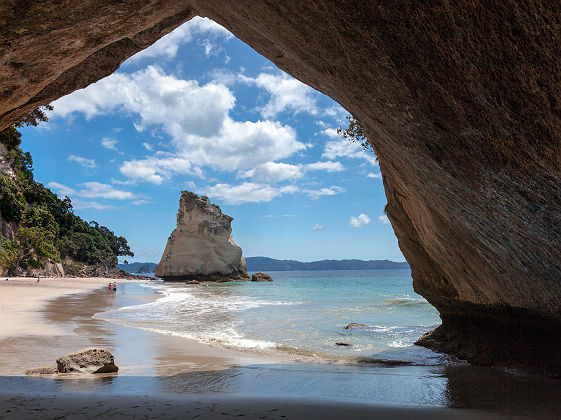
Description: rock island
xmin=155 ymin=191 xmax=249 ymax=282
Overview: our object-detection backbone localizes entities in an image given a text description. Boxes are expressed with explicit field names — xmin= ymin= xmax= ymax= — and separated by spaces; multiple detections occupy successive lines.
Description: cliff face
xmin=1 ymin=1 xmax=560 ymax=368
xmin=155 ymin=193 xmax=248 ymax=281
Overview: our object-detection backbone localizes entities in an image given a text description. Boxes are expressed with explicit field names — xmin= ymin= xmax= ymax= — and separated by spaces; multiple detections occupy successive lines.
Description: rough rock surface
xmin=156 ymin=192 xmax=249 ymax=281
xmin=1 ymin=1 xmax=560 ymax=368
xmin=344 ymin=323 xmax=367 ymax=330
xmin=25 ymin=366 xmax=59 ymax=376
xmin=251 ymin=272 xmax=273 ymax=282
xmin=56 ymin=348 xmax=118 ymax=374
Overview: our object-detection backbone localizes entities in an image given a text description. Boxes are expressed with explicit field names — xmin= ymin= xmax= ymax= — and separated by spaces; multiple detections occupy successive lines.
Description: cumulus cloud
xmin=47 ymin=182 xmax=137 ymax=208
xmin=47 ymin=182 xmax=76 ymax=196
xmin=304 ymin=186 xmax=345 ymax=200
xmin=378 ymin=215 xmax=390 ymax=224
xmin=120 ymin=155 xmax=203 ymax=185
xmin=240 ymin=162 xmax=304 ymax=184
xmin=367 ymin=172 xmax=382 ymax=179
xmin=78 ymin=182 xmax=142 ymax=200
xmin=71 ymin=199 xmax=117 ymax=210
xmin=240 ymin=161 xmax=344 ymax=183
xmin=239 ymin=72 xmax=319 ymax=118
xmin=142 ymin=142 xmax=152 ymax=151
xmin=306 ymin=161 xmax=345 ymax=172
xmin=52 ymin=65 xmax=235 ymax=137
xmin=127 ymin=17 xmax=232 ymax=62
xmin=101 ymin=137 xmax=118 ymax=151
xmin=68 ymin=155 xmax=95 ymax=168
xmin=311 ymin=224 xmax=325 ymax=231
xmin=350 ymin=213 xmax=371 ymax=228
xmin=203 ymin=182 xmax=298 ymax=205
xmin=321 ymin=128 xmax=378 ymax=166
xmin=53 ymin=66 xmax=306 ymax=184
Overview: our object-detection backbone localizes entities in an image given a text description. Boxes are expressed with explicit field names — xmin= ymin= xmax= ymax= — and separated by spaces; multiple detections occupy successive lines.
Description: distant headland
xmin=245 ymin=257 xmax=409 ymax=271
xmin=119 ymin=257 xmax=409 ymax=274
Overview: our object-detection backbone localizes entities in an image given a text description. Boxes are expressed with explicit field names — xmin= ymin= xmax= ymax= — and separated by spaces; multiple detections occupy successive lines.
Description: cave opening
xmin=2 ymin=2 xmax=560 ymax=372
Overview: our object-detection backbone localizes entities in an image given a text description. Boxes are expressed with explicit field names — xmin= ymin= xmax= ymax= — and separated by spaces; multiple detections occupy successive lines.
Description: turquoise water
xmin=98 ymin=270 xmax=447 ymax=365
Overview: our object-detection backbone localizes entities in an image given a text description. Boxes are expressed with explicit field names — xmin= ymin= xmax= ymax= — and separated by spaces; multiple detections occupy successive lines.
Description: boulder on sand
xmin=56 ymin=348 xmax=118 ymax=374
xmin=251 ymin=272 xmax=273 ymax=282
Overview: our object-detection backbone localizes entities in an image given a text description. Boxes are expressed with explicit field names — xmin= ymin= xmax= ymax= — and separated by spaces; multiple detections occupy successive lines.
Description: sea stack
xmin=155 ymin=191 xmax=249 ymax=282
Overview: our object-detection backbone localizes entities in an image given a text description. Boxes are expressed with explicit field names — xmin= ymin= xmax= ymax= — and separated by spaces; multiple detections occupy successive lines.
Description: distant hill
xmin=245 ymin=257 xmax=409 ymax=271
xmin=117 ymin=262 xmax=158 ymax=273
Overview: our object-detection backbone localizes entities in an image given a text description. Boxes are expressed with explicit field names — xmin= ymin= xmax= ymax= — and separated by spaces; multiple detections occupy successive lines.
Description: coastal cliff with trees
xmin=0 ymin=107 xmax=133 ymax=276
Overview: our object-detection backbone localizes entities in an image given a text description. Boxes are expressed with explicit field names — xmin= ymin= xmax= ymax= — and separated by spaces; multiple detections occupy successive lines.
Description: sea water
xmin=97 ymin=269 xmax=448 ymax=365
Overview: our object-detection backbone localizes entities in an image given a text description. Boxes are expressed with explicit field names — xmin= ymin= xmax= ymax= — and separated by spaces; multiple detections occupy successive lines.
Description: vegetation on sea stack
xmin=0 ymin=107 xmax=133 ymax=274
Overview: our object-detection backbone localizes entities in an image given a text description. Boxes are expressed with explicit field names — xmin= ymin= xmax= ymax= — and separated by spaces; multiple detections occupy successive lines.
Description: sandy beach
xmin=0 ymin=277 xmax=558 ymax=419
xmin=0 ymin=277 xmax=113 ymax=339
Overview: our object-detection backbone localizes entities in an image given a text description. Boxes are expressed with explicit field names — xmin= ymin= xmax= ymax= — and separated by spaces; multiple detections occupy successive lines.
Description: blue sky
xmin=21 ymin=17 xmax=403 ymax=263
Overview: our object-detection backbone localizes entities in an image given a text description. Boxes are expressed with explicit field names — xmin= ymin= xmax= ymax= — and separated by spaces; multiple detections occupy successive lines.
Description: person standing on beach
xmin=113 ymin=282 xmax=117 ymax=293
xmin=37 ymin=275 xmax=40 ymax=283
xmin=108 ymin=282 xmax=112 ymax=293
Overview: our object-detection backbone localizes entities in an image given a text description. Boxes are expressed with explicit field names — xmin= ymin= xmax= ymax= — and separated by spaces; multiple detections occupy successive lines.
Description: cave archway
xmin=1 ymin=1 xmax=559 ymax=368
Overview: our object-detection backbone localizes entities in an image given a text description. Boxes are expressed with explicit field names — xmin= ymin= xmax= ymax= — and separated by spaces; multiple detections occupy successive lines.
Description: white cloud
xmin=101 ymin=137 xmax=118 ymax=151
xmin=68 ymin=155 xmax=95 ymax=168
xmin=174 ymin=119 xmax=304 ymax=170
xmin=378 ymin=215 xmax=390 ymax=224
xmin=239 ymin=72 xmax=318 ymax=118
xmin=367 ymin=172 xmax=382 ymax=179
xmin=142 ymin=142 xmax=152 ymax=151
xmin=78 ymin=182 xmax=142 ymax=200
xmin=47 ymin=182 xmax=76 ymax=196
xmin=311 ymin=224 xmax=325 ymax=231
xmin=321 ymin=128 xmax=378 ymax=166
xmin=305 ymin=186 xmax=345 ymax=200
xmin=306 ymin=161 xmax=345 ymax=172
xmin=127 ymin=17 xmax=232 ymax=62
xmin=350 ymin=213 xmax=371 ymax=228
xmin=203 ymin=182 xmax=298 ymax=205
xmin=53 ymin=66 xmax=306 ymax=184
xmin=241 ymin=161 xmax=344 ymax=183
xmin=71 ymin=199 xmax=117 ymax=210
xmin=53 ymin=65 xmax=235 ymax=137
xmin=240 ymin=162 xmax=304 ymax=184
xmin=132 ymin=199 xmax=150 ymax=206
xmin=120 ymin=155 xmax=202 ymax=185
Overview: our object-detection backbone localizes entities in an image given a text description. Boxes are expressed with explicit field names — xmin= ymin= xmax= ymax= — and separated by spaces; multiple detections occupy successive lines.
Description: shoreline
xmin=0 ymin=276 xmax=125 ymax=339
xmin=0 ymin=277 xmax=268 ymax=377
xmin=1 ymin=277 xmax=559 ymax=418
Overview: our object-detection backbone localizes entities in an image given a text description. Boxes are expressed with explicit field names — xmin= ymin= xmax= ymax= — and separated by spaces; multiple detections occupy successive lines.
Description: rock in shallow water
xmin=251 ymin=272 xmax=273 ymax=282
xmin=56 ymin=348 xmax=118 ymax=374
xmin=344 ymin=323 xmax=367 ymax=330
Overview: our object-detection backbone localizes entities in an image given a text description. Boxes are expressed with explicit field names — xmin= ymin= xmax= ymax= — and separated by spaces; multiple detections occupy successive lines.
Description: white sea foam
xmin=95 ymin=274 xmax=444 ymax=365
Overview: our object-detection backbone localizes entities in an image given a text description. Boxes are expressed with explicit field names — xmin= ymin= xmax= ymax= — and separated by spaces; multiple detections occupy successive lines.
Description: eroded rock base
xmin=162 ymin=272 xmax=250 ymax=283
xmin=416 ymin=310 xmax=561 ymax=375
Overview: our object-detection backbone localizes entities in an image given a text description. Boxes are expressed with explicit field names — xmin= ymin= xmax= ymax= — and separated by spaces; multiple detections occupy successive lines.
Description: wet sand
xmin=0 ymin=278 xmax=559 ymax=418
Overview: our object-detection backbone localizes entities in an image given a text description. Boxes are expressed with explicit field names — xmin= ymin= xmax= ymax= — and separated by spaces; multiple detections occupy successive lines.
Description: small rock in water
xmin=185 ymin=280 xmax=201 ymax=285
xmin=335 ymin=342 xmax=352 ymax=347
xmin=25 ymin=366 xmax=58 ymax=376
xmin=251 ymin=272 xmax=273 ymax=282
xmin=56 ymin=348 xmax=118 ymax=374
xmin=344 ymin=323 xmax=367 ymax=330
